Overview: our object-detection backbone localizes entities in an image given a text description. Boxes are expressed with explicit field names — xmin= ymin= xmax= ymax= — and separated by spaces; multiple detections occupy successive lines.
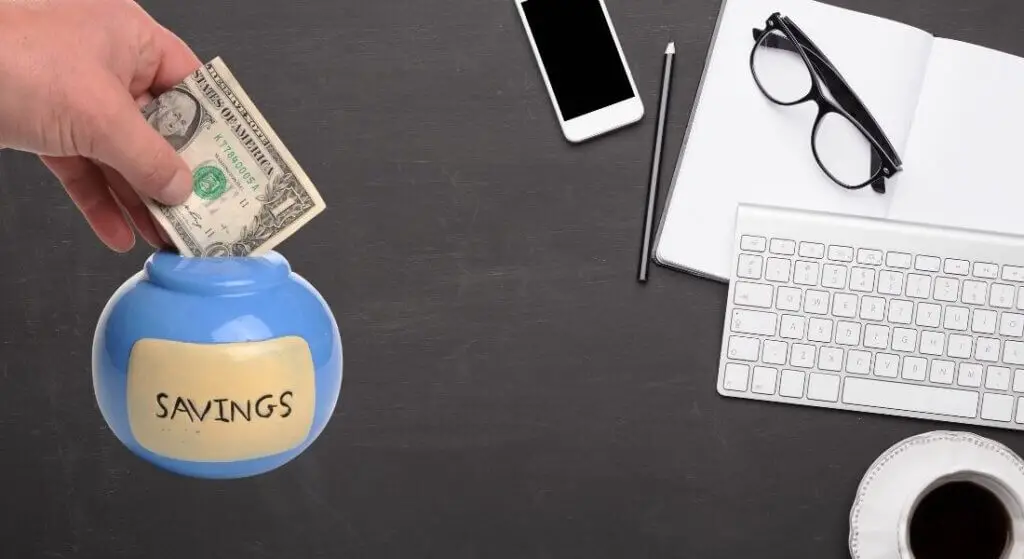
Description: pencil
xmin=638 ymin=41 xmax=676 ymax=283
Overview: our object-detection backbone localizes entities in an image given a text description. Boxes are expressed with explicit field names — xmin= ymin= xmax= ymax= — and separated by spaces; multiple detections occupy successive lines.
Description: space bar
xmin=842 ymin=378 xmax=979 ymax=419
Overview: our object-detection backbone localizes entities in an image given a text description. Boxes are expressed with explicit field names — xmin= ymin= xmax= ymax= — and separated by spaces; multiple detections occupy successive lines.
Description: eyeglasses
xmin=750 ymin=13 xmax=902 ymax=194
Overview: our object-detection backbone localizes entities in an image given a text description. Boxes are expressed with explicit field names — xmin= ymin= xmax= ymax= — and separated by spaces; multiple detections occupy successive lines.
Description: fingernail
xmin=158 ymin=169 xmax=192 ymax=205
xmin=104 ymin=225 xmax=135 ymax=253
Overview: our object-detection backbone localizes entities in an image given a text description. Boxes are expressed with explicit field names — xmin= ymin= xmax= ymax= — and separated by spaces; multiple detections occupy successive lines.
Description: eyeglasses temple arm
xmin=752 ymin=28 xmax=800 ymax=53
xmin=871 ymin=151 xmax=885 ymax=193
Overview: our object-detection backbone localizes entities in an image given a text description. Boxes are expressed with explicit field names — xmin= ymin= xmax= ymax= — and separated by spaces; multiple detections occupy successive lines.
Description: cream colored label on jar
xmin=126 ymin=336 xmax=316 ymax=462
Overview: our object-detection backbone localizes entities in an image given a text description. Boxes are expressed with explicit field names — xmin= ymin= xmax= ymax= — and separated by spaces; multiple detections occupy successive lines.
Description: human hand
xmin=0 ymin=0 xmax=202 ymax=252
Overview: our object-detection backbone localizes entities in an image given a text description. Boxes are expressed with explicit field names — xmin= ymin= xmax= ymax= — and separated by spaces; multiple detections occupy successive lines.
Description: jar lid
xmin=144 ymin=250 xmax=292 ymax=295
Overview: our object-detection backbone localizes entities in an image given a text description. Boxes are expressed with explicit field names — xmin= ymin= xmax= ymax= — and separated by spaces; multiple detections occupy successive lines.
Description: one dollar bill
xmin=140 ymin=57 xmax=325 ymax=257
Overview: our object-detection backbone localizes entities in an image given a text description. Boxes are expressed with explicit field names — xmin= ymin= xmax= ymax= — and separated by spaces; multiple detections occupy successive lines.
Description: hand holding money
xmin=0 ymin=0 xmax=200 ymax=252
xmin=140 ymin=58 xmax=327 ymax=257
xmin=0 ymin=0 xmax=323 ymax=256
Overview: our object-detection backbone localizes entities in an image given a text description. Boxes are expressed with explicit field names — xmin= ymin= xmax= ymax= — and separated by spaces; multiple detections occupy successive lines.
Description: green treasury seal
xmin=193 ymin=165 xmax=228 ymax=200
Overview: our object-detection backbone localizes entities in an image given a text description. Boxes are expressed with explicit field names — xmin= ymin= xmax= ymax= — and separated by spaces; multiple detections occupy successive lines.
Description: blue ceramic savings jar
xmin=92 ymin=250 xmax=343 ymax=479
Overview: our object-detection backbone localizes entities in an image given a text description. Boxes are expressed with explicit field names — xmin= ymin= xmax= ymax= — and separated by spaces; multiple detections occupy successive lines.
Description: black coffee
xmin=908 ymin=481 xmax=1011 ymax=559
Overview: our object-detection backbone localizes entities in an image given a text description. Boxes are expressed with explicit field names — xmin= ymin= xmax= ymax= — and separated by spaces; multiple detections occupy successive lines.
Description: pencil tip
xmin=666 ymin=42 xmax=675 ymax=54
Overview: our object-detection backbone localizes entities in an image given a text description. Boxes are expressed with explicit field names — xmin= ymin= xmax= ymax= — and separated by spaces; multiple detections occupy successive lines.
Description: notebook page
xmin=887 ymin=39 xmax=1024 ymax=238
xmin=653 ymin=0 xmax=933 ymax=280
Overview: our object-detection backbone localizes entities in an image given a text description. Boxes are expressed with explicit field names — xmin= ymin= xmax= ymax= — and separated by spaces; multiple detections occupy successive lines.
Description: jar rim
xmin=143 ymin=250 xmax=292 ymax=295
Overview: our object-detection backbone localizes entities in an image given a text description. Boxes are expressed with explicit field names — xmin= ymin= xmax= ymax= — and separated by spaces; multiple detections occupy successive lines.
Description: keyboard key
xmin=962 ymin=280 xmax=988 ymax=305
xmin=944 ymin=306 xmax=969 ymax=331
xmin=906 ymin=274 xmax=932 ymax=298
xmin=776 ymin=287 xmax=802 ymax=311
xmin=1015 ymin=370 xmax=1024 ymax=392
xmin=818 ymin=347 xmax=843 ymax=372
xmin=731 ymin=309 xmax=777 ymax=336
xmin=846 ymin=350 xmax=871 ymax=375
xmin=779 ymin=370 xmax=805 ymax=398
xmin=763 ymin=340 xmax=787 ymax=365
xmin=930 ymin=360 xmax=955 ymax=384
xmin=948 ymin=335 xmax=973 ymax=359
xmin=920 ymin=331 xmax=944 ymax=356
xmin=878 ymin=270 xmax=903 ymax=295
xmin=915 ymin=255 xmax=941 ymax=272
xmin=828 ymin=245 xmax=854 ymax=262
xmin=727 ymin=336 xmax=759 ymax=361
xmin=1004 ymin=265 xmax=1024 ymax=282
xmin=1018 ymin=399 xmax=1024 ymax=423
xmin=961 ymin=330 xmax=991 ymax=357
xmin=857 ymin=249 xmax=883 ymax=266
xmin=864 ymin=321 xmax=888 ymax=348
xmin=859 ymin=296 xmax=885 ymax=321
xmin=863 ymin=324 xmax=889 ymax=349
xmin=790 ymin=344 xmax=815 ymax=368
xmin=740 ymin=235 xmax=766 ymax=252
xmin=1018 ymin=287 xmax=1024 ymax=310
xmin=737 ymin=254 xmax=763 ymax=280
xmin=888 ymin=300 xmax=914 ymax=325
xmin=873 ymin=353 xmax=899 ymax=378
xmin=808 ymin=318 xmax=833 ymax=343
xmin=986 ymin=366 xmax=1011 ymax=391
xmin=734 ymin=282 xmax=773 ymax=308
xmin=915 ymin=303 xmax=941 ymax=328
xmin=892 ymin=328 xmax=917 ymax=352
xmin=991 ymin=283 xmax=1015 ymax=308
xmin=981 ymin=393 xmax=1014 ymax=422
xmin=807 ymin=373 xmax=840 ymax=402
xmin=944 ymin=259 xmax=970 ymax=275
xmin=804 ymin=290 xmax=829 ymax=314
xmin=975 ymin=337 xmax=1001 ymax=361
xmin=972 ymin=309 xmax=998 ymax=334
xmin=974 ymin=262 xmax=999 ymax=279
xmin=886 ymin=252 xmax=912 ymax=269
xmin=933 ymin=277 xmax=959 ymax=302
xmin=780 ymin=315 xmax=806 ymax=340
xmin=821 ymin=264 xmax=847 ymax=289
xmin=842 ymin=377 xmax=978 ymax=419
xmin=1002 ymin=313 xmax=1024 ymax=337
xmin=832 ymin=293 xmax=858 ymax=318
xmin=751 ymin=367 xmax=778 ymax=395
xmin=902 ymin=357 xmax=927 ymax=381
xmin=723 ymin=364 xmax=750 ymax=392
xmin=799 ymin=242 xmax=825 ymax=259
xmin=850 ymin=267 xmax=876 ymax=292
xmin=770 ymin=239 xmax=795 ymax=255
xmin=794 ymin=261 xmax=820 ymax=286
xmin=958 ymin=363 xmax=983 ymax=387
xmin=764 ymin=258 xmax=791 ymax=282
xmin=836 ymin=321 xmax=863 ymax=346
xmin=1004 ymin=341 xmax=1024 ymax=365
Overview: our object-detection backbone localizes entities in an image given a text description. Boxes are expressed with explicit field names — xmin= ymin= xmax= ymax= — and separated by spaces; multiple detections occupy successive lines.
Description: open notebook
xmin=653 ymin=0 xmax=1024 ymax=282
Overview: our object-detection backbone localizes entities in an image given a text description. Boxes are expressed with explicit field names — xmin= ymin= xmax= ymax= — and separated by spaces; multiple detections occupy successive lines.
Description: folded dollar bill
xmin=141 ymin=57 xmax=326 ymax=257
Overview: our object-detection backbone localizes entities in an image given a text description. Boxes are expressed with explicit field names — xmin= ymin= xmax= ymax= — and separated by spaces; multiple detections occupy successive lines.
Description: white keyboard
xmin=718 ymin=204 xmax=1024 ymax=429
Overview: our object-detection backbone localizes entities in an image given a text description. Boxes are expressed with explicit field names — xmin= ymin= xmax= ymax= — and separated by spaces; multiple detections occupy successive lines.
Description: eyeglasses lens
xmin=814 ymin=111 xmax=883 ymax=186
xmin=752 ymin=29 xmax=812 ymax=103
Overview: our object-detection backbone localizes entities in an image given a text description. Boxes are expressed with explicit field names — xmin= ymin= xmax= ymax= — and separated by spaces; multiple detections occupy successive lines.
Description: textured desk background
xmin=0 ymin=0 xmax=1020 ymax=557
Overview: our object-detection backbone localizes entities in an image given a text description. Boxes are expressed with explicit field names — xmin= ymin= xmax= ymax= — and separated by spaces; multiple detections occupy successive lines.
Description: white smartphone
xmin=515 ymin=0 xmax=644 ymax=143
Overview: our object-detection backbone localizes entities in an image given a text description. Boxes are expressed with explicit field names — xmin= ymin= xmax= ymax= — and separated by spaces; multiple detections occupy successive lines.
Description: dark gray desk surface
xmin=0 ymin=0 xmax=1021 ymax=557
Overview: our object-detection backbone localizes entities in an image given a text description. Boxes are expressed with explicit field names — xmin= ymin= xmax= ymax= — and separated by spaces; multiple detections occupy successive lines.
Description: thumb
xmin=84 ymin=83 xmax=193 ymax=206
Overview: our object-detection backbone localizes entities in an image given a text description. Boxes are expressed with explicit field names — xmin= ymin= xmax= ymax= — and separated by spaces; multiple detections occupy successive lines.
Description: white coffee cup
xmin=894 ymin=470 xmax=1021 ymax=559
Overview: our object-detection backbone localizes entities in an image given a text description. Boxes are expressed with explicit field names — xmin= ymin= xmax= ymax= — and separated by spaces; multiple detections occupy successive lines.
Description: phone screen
xmin=522 ymin=0 xmax=635 ymax=121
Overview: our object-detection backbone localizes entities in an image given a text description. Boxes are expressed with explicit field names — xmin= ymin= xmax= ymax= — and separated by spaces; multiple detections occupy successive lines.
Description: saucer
xmin=849 ymin=431 xmax=1024 ymax=559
